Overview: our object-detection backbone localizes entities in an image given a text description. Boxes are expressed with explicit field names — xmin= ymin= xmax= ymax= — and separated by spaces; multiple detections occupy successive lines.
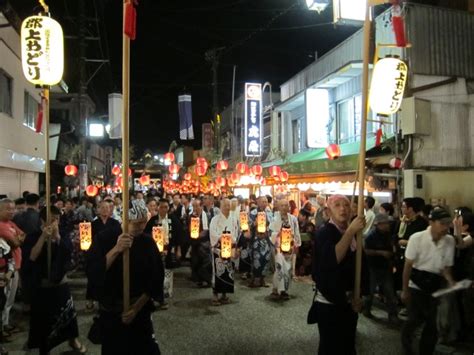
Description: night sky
xmin=11 ymin=0 xmax=444 ymax=154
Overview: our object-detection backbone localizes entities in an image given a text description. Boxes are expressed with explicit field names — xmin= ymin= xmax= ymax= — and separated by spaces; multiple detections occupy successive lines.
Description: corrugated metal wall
xmin=406 ymin=4 xmax=474 ymax=78
xmin=280 ymin=30 xmax=364 ymax=101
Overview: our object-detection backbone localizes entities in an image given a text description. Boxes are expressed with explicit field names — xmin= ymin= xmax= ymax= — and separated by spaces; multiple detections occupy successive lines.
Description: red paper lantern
xmin=184 ymin=173 xmax=192 ymax=181
xmin=325 ymin=144 xmax=341 ymax=160
xmin=279 ymin=170 xmax=289 ymax=182
xmin=208 ymin=182 xmax=216 ymax=190
xmin=215 ymin=176 xmax=226 ymax=187
xmin=251 ymin=165 xmax=263 ymax=176
xmin=86 ymin=185 xmax=98 ymax=197
xmin=164 ymin=152 xmax=175 ymax=163
xmin=139 ymin=175 xmax=151 ymax=185
xmin=196 ymin=157 xmax=207 ymax=166
xmin=64 ymin=164 xmax=78 ymax=176
xmin=115 ymin=176 xmax=123 ymax=188
xmin=230 ymin=172 xmax=240 ymax=184
xmin=195 ymin=165 xmax=207 ymax=177
xmin=236 ymin=162 xmax=249 ymax=175
xmin=168 ymin=163 xmax=180 ymax=174
xmin=216 ymin=160 xmax=229 ymax=171
xmin=268 ymin=165 xmax=281 ymax=177
xmin=112 ymin=165 xmax=121 ymax=176
xmin=389 ymin=157 xmax=403 ymax=169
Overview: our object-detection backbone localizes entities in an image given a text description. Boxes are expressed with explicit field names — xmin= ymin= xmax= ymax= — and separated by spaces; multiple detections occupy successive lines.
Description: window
xmin=24 ymin=91 xmax=39 ymax=130
xmin=0 ymin=69 xmax=13 ymax=116
xmin=292 ymin=119 xmax=301 ymax=153
xmin=262 ymin=117 xmax=271 ymax=158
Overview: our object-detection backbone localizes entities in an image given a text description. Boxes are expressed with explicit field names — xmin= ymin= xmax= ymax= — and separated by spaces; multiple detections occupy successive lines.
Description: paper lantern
xmin=21 ymin=15 xmax=64 ymax=86
xmin=152 ymin=226 xmax=165 ymax=252
xmin=280 ymin=226 xmax=293 ymax=253
xmin=230 ymin=172 xmax=240 ymax=184
xmin=64 ymin=164 xmax=78 ymax=176
xmin=169 ymin=163 xmax=180 ymax=174
xmin=279 ymin=170 xmax=289 ymax=183
xmin=86 ymin=185 xmax=98 ymax=197
xmin=215 ymin=176 xmax=226 ymax=187
xmin=79 ymin=222 xmax=92 ymax=251
xmin=112 ymin=165 xmax=121 ymax=176
xmin=139 ymin=174 xmax=150 ymax=186
xmin=190 ymin=217 xmax=200 ymax=239
xmin=369 ymin=57 xmax=408 ymax=115
xmin=257 ymin=212 xmax=266 ymax=233
xmin=251 ymin=165 xmax=263 ymax=176
xmin=220 ymin=231 xmax=233 ymax=259
xmin=268 ymin=165 xmax=281 ymax=177
xmin=184 ymin=173 xmax=192 ymax=181
xmin=217 ymin=160 xmax=229 ymax=171
xmin=196 ymin=157 xmax=207 ymax=166
xmin=195 ymin=165 xmax=207 ymax=177
xmin=164 ymin=152 xmax=175 ymax=163
xmin=115 ymin=176 xmax=123 ymax=188
xmin=325 ymin=144 xmax=341 ymax=160
xmin=389 ymin=157 xmax=403 ymax=169
xmin=236 ymin=162 xmax=249 ymax=175
xmin=240 ymin=211 xmax=249 ymax=231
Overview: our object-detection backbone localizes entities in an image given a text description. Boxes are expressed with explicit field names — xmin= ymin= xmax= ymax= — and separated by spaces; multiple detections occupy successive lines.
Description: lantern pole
xmin=354 ymin=0 xmax=389 ymax=302
xmin=122 ymin=0 xmax=131 ymax=312
xmin=43 ymin=86 xmax=52 ymax=280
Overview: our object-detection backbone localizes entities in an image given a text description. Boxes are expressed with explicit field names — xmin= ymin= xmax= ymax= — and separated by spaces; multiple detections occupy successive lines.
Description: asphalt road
xmin=4 ymin=267 xmax=473 ymax=355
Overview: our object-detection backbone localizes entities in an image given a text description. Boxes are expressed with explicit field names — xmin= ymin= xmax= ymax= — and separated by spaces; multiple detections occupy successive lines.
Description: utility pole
xmin=78 ymin=0 xmax=88 ymax=194
xmin=205 ymin=47 xmax=224 ymax=154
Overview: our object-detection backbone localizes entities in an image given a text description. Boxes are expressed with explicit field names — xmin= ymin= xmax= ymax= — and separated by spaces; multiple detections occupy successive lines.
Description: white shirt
xmin=405 ymin=227 xmax=455 ymax=289
xmin=269 ymin=212 xmax=301 ymax=248
xmin=363 ymin=209 xmax=376 ymax=235
xmin=209 ymin=213 xmax=239 ymax=247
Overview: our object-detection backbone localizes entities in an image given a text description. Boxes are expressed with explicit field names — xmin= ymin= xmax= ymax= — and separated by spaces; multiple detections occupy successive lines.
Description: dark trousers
xmin=401 ymin=288 xmax=438 ymax=355
xmin=315 ymin=302 xmax=358 ymax=355
xmin=100 ymin=308 xmax=160 ymax=355
xmin=364 ymin=267 xmax=398 ymax=316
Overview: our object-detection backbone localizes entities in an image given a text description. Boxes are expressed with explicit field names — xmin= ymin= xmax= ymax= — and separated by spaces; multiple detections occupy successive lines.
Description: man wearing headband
xmin=87 ymin=199 xmax=163 ymax=354
xmin=311 ymin=194 xmax=367 ymax=355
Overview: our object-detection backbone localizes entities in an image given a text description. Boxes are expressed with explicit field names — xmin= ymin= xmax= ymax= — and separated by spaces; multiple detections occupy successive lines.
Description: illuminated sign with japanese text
xmin=244 ymin=83 xmax=262 ymax=157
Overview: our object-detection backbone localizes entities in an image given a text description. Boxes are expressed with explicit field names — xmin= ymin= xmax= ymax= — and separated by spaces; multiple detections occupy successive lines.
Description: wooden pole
xmin=44 ymin=87 xmax=52 ymax=280
xmin=354 ymin=3 xmax=372 ymax=301
xmin=122 ymin=0 xmax=131 ymax=312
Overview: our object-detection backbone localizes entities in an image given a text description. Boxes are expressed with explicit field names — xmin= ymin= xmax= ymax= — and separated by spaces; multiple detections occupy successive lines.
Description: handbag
xmin=307 ymin=291 xmax=318 ymax=324
xmin=410 ymin=268 xmax=444 ymax=294
xmin=87 ymin=316 xmax=102 ymax=344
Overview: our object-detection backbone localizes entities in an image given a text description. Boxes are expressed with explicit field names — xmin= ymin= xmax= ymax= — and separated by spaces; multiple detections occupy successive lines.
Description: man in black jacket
xmin=312 ymin=195 xmax=366 ymax=355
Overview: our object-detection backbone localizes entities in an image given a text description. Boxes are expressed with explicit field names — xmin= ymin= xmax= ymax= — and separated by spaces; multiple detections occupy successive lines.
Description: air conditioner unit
xmin=403 ymin=169 xmax=426 ymax=199
xmin=400 ymin=97 xmax=431 ymax=136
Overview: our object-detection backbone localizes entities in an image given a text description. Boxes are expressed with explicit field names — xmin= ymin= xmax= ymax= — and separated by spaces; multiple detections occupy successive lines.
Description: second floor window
xmin=0 ymin=69 xmax=13 ymax=117
xmin=24 ymin=91 xmax=39 ymax=130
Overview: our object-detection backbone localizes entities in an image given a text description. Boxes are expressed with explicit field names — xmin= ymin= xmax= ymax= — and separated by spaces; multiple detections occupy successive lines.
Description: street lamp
xmin=306 ymin=0 xmax=330 ymax=13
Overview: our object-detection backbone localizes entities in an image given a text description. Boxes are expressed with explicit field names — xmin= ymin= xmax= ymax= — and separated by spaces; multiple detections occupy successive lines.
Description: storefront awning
xmin=262 ymin=136 xmax=381 ymax=175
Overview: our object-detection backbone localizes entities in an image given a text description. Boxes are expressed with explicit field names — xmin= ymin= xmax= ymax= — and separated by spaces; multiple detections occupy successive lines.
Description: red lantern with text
xmin=190 ymin=217 xmax=200 ymax=239
xmin=164 ymin=152 xmax=175 ymax=163
xmin=79 ymin=222 xmax=92 ymax=251
xmin=389 ymin=157 xmax=403 ymax=169
xmin=217 ymin=160 xmax=229 ymax=171
xmin=112 ymin=165 xmax=121 ymax=176
xmin=279 ymin=170 xmax=289 ymax=183
xmin=257 ymin=212 xmax=266 ymax=233
xmin=325 ymin=144 xmax=341 ymax=160
xmin=280 ymin=226 xmax=293 ymax=253
xmin=184 ymin=173 xmax=192 ymax=181
xmin=215 ymin=176 xmax=226 ymax=187
xmin=64 ymin=164 xmax=78 ymax=176
xmin=195 ymin=165 xmax=207 ymax=177
xmin=139 ymin=175 xmax=151 ymax=186
xmin=169 ymin=163 xmax=180 ymax=174
xmin=251 ymin=165 xmax=263 ymax=176
xmin=268 ymin=165 xmax=281 ymax=177
xmin=86 ymin=185 xmax=98 ymax=197
xmin=220 ymin=230 xmax=233 ymax=259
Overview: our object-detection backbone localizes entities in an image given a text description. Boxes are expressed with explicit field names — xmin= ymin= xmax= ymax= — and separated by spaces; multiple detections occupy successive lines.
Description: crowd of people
xmin=0 ymin=188 xmax=472 ymax=354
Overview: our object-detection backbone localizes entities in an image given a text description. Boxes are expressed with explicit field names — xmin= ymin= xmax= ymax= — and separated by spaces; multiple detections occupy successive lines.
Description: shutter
xmin=0 ymin=167 xmax=20 ymax=198
xmin=20 ymin=170 xmax=39 ymax=195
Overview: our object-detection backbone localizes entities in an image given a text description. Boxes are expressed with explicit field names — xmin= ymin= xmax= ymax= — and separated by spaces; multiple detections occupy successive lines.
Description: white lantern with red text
xmin=220 ymin=230 xmax=233 ymax=259
xmin=190 ymin=217 xmax=200 ymax=239
xmin=257 ymin=212 xmax=266 ymax=233
xmin=240 ymin=211 xmax=249 ymax=231
xmin=280 ymin=225 xmax=293 ymax=253
xmin=79 ymin=222 xmax=92 ymax=251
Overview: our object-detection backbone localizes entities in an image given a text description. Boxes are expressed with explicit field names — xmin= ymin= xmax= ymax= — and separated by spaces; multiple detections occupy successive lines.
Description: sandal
xmin=220 ymin=297 xmax=231 ymax=304
xmin=69 ymin=340 xmax=87 ymax=353
xmin=211 ymin=299 xmax=221 ymax=306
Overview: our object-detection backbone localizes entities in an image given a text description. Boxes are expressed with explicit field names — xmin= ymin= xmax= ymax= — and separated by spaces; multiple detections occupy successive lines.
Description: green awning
xmin=262 ymin=136 xmax=379 ymax=175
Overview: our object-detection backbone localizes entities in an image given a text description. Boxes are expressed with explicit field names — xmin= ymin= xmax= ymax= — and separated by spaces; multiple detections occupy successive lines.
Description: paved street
xmin=4 ymin=267 xmax=474 ymax=355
